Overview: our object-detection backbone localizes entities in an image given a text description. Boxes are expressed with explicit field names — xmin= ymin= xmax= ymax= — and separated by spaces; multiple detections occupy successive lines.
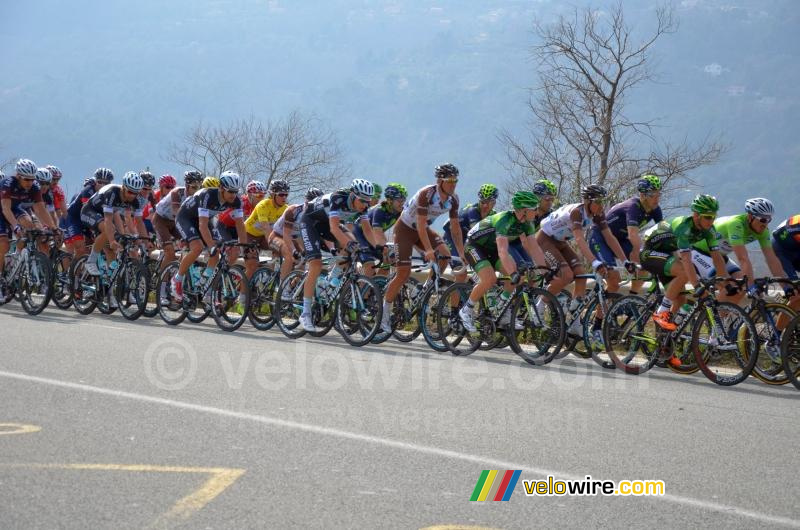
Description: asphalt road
xmin=1 ymin=303 xmax=798 ymax=529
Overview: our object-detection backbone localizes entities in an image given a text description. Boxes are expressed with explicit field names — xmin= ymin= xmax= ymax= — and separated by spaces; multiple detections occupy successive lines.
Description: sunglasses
xmin=440 ymin=178 xmax=458 ymax=184
xmin=699 ymin=214 xmax=716 ymax=221
xmin=539 ymin=194 xmax=555 ymax=201
xmin=480 ymin=198 xmax=496 ymax=204
xmin=21 ymin=177 xmax=36 ymax=182
xmin=276 ymin=193 xmax=289 ymax=198
xmin=163 ymin=185 xmax=175 ymax=190
xmin=222 ymin=187 xmax=238 ymax=194
xmin=756 ymin=216 xmax=771 ymax=224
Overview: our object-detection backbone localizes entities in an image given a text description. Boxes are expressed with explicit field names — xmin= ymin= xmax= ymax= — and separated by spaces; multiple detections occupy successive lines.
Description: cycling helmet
xmin=532 ymin=179 xmax=557 ymax=197
xmin=384 ymin=182 xmax=407 ymax=200
xmin=744 ymin=197 xmax=774 ymax=217
xmin=269 ymin=179 xmax=290 ymax=194
xmin=16 ymin=159 xmax=37 ymax=177
xmin=84 ymin=176 xmax=96 ymax=187
xmin=0 ymin=170 xmax=4 ymax=179
xmin=35 ymin=167 xmax=52 ymax=184
xmin=219 ymin=171 xmax=241 ymax=191
xmin=581 ymin=184 xmax=608 ymax=200
xmin=305 ymin=187 xmax=323 ymax=201
xmin=139 ymin=171 xmax=155 ymax=188
xmin=202 ymin=176 xmax=220 ymax=189
xmin=94 ymin=167 xmax=114 ymax=183
xmin=159 ymin=174 xmax=176 ymax=188
xmin=478 ymin=183 xmax=499 ymax=201
xmin=637 ymin=174 xmax=663 ymax=193
xmin=184 ymin=170 xmax=203 ymax=184
xmin=511 ymin=190 xmax=540 ymax=210
xmin=122 ymin=171 xmax=144 ymax=192
xmin=691 ymin=194 xmax=719 ymax=215
xmin=247 ymin=180 xmax=268 ymax=194
xmin=434 ymin=163 xmax=459 ymax=179
xmin=350 ymin=178 xmax=374 ymax=200
xmin=46 ymin=165 xmax=63 ymax=180
xmin=371 ymin=183 xmax=383 ymax=199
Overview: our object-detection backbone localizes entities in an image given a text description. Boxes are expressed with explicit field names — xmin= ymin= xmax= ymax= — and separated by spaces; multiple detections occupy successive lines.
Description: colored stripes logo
xmin=470 ymin=470 xmax=521 ymax=501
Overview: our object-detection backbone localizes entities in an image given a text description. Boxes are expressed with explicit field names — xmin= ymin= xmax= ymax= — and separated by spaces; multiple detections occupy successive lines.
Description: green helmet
xmin=371 ymin=183 xmax=383 ymax=199
xmin=691 ymin=194 xmax=720 ymax=215
xmin=478 ymin=183 xmax=499 ymax=201
xmin=637 ymin=174 xmax=662 ymax=193
xmin=532 ymin=179 xmax=557 ymax=197
xmin=511 ymin=190 xmax=540 ymax=210
xmin=384 ymin=182 xmax=407 ymax=200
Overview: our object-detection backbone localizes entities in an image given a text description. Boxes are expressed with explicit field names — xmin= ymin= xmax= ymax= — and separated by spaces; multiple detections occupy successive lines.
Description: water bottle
xmin=328 ymin=266 xmax=344 ymax=289
xmin=673 ymin=303 xmax=691 ymax=326
xmin=189 ymin=264 xmax=202 ymax=287
xmin=316 ymin=276 xmax=330 ymax=302
xmin=198 ymin=267 xmax=213 ymax=289
xmin=97 ymin=253 xmax=107 ymax=270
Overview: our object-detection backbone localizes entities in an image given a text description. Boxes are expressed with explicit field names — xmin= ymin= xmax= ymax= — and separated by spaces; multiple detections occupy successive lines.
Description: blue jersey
xmin=604 ymin=197 xmax=663 ymax=242
xmin=0 ymin=176 xmax=43 ymax=216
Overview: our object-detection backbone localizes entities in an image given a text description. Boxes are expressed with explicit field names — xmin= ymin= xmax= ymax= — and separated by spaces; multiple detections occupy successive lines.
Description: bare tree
xmin=250 ymin=111 xmax=350 ymax=192
xmin=501 ymin=2 xmax=725 ymax=205
xmin=166 ymin=111 xmax=349 ymax=195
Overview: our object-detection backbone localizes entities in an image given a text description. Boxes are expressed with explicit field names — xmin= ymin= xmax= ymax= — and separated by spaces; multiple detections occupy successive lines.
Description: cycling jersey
xmin=0 ymin=176 xmax=43 ymax=217
xmin=154 ymin=187 xmax=188 ymax=220
xmin=773 ymin=215 xmax=800 ymax=249
xmin=66 ymin=184 xmax=97 ymax=219
xmin=52 ymin=184 xmax=66 ymax=211
xmin=467 ymin=211 xmax=536 ymax=250
xmin=692 ymin=214 xmax=770 ymax=255
xmin=300 ymin=189 xmax=368 ymax=259
xmin=539 ymin=203 xmax=607 ymax=241
xmin=141 ymin=190 xmax=162 ymax=219
xmin=81 ymin=184 xmax=139 ymax=217
xmin=604 ymin=197 xmax=663 ymax=242
xmin=272 ymin=204 xmax=304 ymax=238
xmin=177 ymin=188 xmax=242 ymax=222
xmin=398 ymin=184 xmax=459 ymax=228
xmin=220 ymin=194 xmax=256 ymax=228
xmin=642 ymin=216 xmax=718 ymax=254
xmin=353 ymin=202 xmax=401 ymax=249
xmin=244 ymin=197 xmax=288 ymax=237
xmin=443 ymin=202 xmax=494 ymax=245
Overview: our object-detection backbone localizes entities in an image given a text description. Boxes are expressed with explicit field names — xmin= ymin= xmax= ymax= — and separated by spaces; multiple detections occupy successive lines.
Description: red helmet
xmin=159 ymin=174 xmax=177 ymax=187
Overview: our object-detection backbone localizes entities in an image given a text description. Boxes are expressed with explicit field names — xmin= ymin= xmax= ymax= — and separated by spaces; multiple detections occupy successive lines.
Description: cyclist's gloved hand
xmin=623 ymin=260 xmax=637 ymax=274
xmin=591 ymin=259 xmax=606 ymax=272
xmin=784 ymin=285 xmax=796 ymax=298
xmin=693 ymin=283 xmax=705 ymax=298
xmin=746 ymin=284 xmax=759 ymax=297
xmin=724 ymin=282 xmax=741 ymax=296
xmin=13 ymin=224 xmax=22 ymax=237
xmin=292 ymin=250 xmax=302 ymax=261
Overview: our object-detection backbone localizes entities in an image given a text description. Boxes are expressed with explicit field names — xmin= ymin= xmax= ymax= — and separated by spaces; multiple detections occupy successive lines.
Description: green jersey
xmin=467 ymin=210 xmax=536 ymax=250
xmin=693 ymin=214 xmax=770 ymax=255
xmin=643 ymin=215 xmax=719 ymax=253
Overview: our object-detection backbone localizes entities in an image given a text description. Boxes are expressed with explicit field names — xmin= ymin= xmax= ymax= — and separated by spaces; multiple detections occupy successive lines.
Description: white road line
xmin=1 ymin=369 xmax=797 ymax=528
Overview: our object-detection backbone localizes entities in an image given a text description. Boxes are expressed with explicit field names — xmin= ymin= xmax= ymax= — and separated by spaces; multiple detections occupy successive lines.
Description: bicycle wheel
xmin=602 ymin=295 xmax=660 ymax=375
xmin=506 ymin=287 xmax=565 ymax=365
xmin=69 ymin=255 xmax=97 ymax=315
xmin=51 ymin=250 xmax=73 ymax=310
xmin=156 ymin=262 xmax=187 ymax=325
xmin=693 ymin=302 xmax=759 ymax=386
xmin=391 ymin=278 xmax=422 ymax=343
xmin=19 ymin=250 xmax=53 ymax=315
xmin=115 ymin=260 xmax=149 ymax=321
xmin=275 ymin=270 xmax=307 ymax=339
xmin=435 ymin=282 xmax=480 ymax=356
xmin=211 ymin=266 xmax=249 ymax=332
xmin=582 ymin=292 xmax=621 ymax=369
xmin=419 ymin=280 xmax=453 ymax=353
xmin=665 ymin=312 xmax=701 ymax=375
xmin=248 ymin=266 xmax=278 ymax=331
xmin=748 ymin=303 xmax=796 ymax=385
xmin=780 ymin=315 xmax=800 ymax=391
xmin=336 ymin=275 xmax=383 ymax=346
xmin=142 ymin=257 xmax=161 ymax=318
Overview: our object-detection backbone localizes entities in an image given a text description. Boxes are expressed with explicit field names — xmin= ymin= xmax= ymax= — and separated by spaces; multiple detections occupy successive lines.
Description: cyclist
xmin=171 ymin=171 xmax=246 ymax=301
xmin=459 ymin=191 xmax=549 ymax=332
xmin=152 ymin=170 xmax=203 ymax=270
xmin=64 ymin=169 xmax=111 ymax=257
xmin=33 ymin=167 xmax=59 ymax=227
xmin=298 ymin=179 xmax=376 ymax=332
xmin=442 ymin=183 xmax=498 ymax=266
xmin=82 ymin=172 xmax=145 ymax=276
xmin=772 ymin=213 xmax=800 ymax=310
xmin=269 ymin=187 xmax=324 ymax=284
xmin=1 ymin=160 xmax=58 ymax=297
xmin=132 ymin=171 xmax=156 ymax=242
xmin=536 ymin=184 xmax=632 ymax=335
xmin=353 ymin=182 xmax=408 ymax=277
xmin=241 ymin=179 xmax=289 ymax=305
xmin=380 ymin=164 xmax=465 ymax=333
xmin=640 ymin=194 xmax=726 ymax=336
xmin=591 ymin=174 xmax=664 ymax=296
xmin=142 ymin=174 xmax=177 ymax=227
xmin=217 ymin=179 xmax=268 ymax=269
xmin=531 ymin=178 xmax=558 ymax=230
xmin=691 ymin=198 xmax=784 ymax=304
xmin=370 ymin=183 xmax=382 ymax=207
xmin=46 ymin=165 xmax=67 ymax=223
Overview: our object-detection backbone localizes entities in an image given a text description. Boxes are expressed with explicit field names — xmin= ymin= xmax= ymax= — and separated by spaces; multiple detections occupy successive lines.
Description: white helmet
xmin=219 ymin=171 xmax=241 ymax=191
xmin=46 ymin=165 xmax=63 ymax=179
xmin=16 ymin=159 xmax=37 ymax=177
xmin=122 ymin=171 xmax=144 ymax=192
xmin=246 ymin=180 xmax=268 ymax=194
xmin=35 ymin=167 xmax=52 ymax=184
xmin=350 ymin=178 xmax=374 ymax=200
xmin=744 ymin=197 xmax=774 ymax=217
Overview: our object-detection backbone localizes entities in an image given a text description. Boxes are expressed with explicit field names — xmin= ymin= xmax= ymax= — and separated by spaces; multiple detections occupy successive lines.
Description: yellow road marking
xmin=0 ymin=463 xmax=245 ymax=529
xmin=0 ymin=423 xmax=41 ymax=436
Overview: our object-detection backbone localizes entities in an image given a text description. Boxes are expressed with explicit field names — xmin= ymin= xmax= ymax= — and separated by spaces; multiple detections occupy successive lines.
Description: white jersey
xmin=154 ymin=187 xmax=187 ymax=221
xmin=540 ymin=203 xmax=607 ymax=241
xmin=398 ymin=184 xmax=460 ymax=228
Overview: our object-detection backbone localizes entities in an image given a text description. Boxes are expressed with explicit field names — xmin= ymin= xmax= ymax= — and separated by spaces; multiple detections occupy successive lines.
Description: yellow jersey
xmin=245 ymin=198 xmax=288 ymax=237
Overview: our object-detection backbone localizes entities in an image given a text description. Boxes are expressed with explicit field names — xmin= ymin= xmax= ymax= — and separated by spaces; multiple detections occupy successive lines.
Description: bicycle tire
xmin=248 ymin=266 xmax=278 ymax=331
xmin=211 ymin=266 xmax=249 ymax=332
xmin=115 ymin=259 xmax=149 ymax=321
xmin=156 ymin=262 xmax=187 ymax=325
xmin=336 ymin=275 xmax=383 ymax=346
xmin=602 ymin=295 xmax=661 ymax=375
xmin=274 ymin=270 xmax=307 ymax=339
xmin=69 ymin=255 xmax=97 ymax=315
xmin=507 ymin=287 xmax=565 ymax=365
xmin=748 ymin=302 xmax=796 ymax=385
xmin=51 ymin=250 xmax=73 ymax=310
xmin=693 ymin=302 xmax=759 ymax=386
xmin=584 ymin=292 xmax=622 ymax=369
xmin=20 ymin=250 xmax=53 ymax=315
xmin=780 ymin=314 xmax=800 ymax=391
